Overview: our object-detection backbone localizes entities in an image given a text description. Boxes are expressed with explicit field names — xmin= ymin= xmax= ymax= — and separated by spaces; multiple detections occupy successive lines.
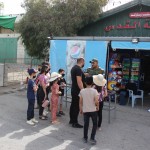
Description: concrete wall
xmin=0 ymin=33 xmax=20 ymax=38
xmin=3 ymin=63 xmax=29 ymax=86
xmin=0 ymin=28 xmax=14 ymax=34
xmin=17 ymin=37 xmax=25 ymax=63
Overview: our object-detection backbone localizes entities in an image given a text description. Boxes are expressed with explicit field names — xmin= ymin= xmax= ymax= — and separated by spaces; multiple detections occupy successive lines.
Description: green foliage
xmin=18 ymin=0 xmax=108 ymax=58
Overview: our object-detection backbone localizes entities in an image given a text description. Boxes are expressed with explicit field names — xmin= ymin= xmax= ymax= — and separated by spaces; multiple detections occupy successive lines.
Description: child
xmin=34 ymin=64 xmax=42 ymax=109
xmin=57 ymin=69 xmax=66 ymax=116
xmin=79 ymin=76 xmax=99 ymax=145
xmin=38 ymin=65 xmax=49 ymax=120
xmin=27 ymin=68 xmax=38 ymax=125
xmin=93 ymin=74 xmax=107 ymax=131
xmin=50 ymin=72 xmax=62 ymax=124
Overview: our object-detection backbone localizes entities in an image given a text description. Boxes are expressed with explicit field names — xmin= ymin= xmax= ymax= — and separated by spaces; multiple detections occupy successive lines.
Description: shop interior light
xmin=135 ymin=49 xmax=139 ymax=52
xmin=132 ymin=38 xmax=139 ymax=43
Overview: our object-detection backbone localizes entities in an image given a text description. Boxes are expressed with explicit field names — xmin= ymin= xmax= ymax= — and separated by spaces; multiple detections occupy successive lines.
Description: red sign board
xmin=129 ymin=12 xmax=150 ymax=18
xmin=104 ymin=20 xmax=150 ymax=32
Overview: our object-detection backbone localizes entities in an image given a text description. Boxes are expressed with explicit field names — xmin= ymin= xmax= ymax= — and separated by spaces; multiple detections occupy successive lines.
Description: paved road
xmin=0 ymin=91 xmax=150 ymax=150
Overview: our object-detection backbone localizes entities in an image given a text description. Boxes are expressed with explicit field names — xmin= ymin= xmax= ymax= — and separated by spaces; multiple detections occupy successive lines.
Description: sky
xmin=0 ymin=0 xmax=133 ymax=15
xmin=0 ymin=0 xmax=25 ymax=15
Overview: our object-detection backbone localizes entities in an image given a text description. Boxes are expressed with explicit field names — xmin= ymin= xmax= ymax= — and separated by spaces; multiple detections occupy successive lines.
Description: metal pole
xmin=30 ymin=57 xmax=33 ymax=68
xmin=65 ymin=67 xmax=68 ymax=108
xmin=105 ymin=41 xmax=110 ymax=80
xmin=108 ymin=94 xmax=111 ymax=124
xmin=3 ymin=59 xmax=5 ymax=86
xmin=114 ymin=93 xmax=117 ymax=119
xmin=65 ymin=85 xmax=67 ymax=108
xmin=107 ymin=41 xmax=111 ymax=124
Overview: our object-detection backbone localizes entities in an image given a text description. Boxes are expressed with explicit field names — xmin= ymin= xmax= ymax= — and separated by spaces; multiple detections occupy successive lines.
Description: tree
xmin=18 ymin=0 xmax=108 ymax=58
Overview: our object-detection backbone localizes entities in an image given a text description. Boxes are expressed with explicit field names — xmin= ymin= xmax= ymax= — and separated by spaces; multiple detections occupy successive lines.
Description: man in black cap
xmin=86 ymin=58 xmax=104 ymax=76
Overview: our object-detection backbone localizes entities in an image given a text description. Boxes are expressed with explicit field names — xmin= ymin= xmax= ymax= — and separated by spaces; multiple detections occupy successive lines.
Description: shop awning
xmin=111 ymin=41 xmax=150 ymax=50
xmin=0 ymin=16 xmax=17 ymax=31
xmin=49 ymin=40 xmax=108 ymax=83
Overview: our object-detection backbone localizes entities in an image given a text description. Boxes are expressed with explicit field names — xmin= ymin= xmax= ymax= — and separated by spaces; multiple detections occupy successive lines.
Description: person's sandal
xmin=39 ymin=116 xmax=47 ymax=120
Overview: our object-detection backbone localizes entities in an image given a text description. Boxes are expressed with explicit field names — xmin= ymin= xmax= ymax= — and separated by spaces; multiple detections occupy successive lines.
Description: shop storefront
xmin=49 ymin=37 xmax=150 ymax=94
xmin=107 ymin=41 xmax=150 ymax=94
xmin=78 ymin=0 xmax=150 ymax=95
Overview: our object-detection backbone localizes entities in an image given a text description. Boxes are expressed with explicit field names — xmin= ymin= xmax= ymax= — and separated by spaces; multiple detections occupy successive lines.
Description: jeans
xmin=84 ymin=111 xmax=97 ymax=140
xmin=36 ymin=87 xmax=40 ymax=106
xmin=97 ymin=101 xmax=103 ymax=128
xmin=27 ymin=99 xmax=35 ymax=120
xmin=38 ymin=86 xmax=45 ymax=116
xmin=69 ymin=91 xmax=79 ymax=124
xmin=46 ymin=86 xmax=50 ymax=99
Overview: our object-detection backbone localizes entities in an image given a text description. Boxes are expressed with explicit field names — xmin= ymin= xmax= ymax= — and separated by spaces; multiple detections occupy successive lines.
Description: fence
xmin=64 ymin=84 xmax=117 ymax=124
xmin=2 ymin=58 xmax=43 ymax=86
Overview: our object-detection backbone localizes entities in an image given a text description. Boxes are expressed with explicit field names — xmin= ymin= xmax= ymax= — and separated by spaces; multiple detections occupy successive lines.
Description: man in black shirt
xmin=70 ymin=57 xmax=85 ymax=128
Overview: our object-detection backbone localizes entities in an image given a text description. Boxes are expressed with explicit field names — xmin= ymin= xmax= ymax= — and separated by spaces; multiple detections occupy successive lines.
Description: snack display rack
xmin=130 ymin=58 xmax=140 ymax=86
xmin=122 ymin=58 xmax=130 ymax=85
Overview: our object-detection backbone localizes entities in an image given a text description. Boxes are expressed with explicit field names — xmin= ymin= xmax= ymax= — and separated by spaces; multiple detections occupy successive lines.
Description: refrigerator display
xmin=122 ymin=58 xmax=130 ymax=85
xmin=122 ymin=58 xmax=140 ymax=87
xmin=130 ymin=58 xmax=140 ymax=85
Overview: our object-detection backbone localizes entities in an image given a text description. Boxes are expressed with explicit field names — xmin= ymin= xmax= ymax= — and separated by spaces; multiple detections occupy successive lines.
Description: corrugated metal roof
xmin=49 ymin=36 xmax=150 ymax=42
xmin=98 ymin=0 xmax=150 ymax=21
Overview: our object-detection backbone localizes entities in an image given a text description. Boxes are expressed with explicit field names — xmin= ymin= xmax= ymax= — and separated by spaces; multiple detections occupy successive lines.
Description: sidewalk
xmin=0 ymin=84 xmax=20 ymax=95
xmin=0 ymin=90 xmax=150 ymax=150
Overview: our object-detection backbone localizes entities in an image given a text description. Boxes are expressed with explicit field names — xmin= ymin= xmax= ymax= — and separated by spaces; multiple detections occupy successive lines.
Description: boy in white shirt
xmin=79 ymin=76 xmax=99 ymax=145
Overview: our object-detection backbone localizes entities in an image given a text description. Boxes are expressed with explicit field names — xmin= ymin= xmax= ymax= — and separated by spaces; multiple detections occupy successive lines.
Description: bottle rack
xmin=122 ymin=58 xmax=130 ymax=85
xmin=130 ymin=58 xmax=140 ymax=84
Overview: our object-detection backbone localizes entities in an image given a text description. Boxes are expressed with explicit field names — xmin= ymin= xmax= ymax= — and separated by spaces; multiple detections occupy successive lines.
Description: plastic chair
xmin=128 ymin=89 xmax=144 ymax=108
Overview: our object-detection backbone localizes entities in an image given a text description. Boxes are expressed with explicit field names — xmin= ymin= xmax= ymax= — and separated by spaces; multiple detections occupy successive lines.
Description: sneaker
xmin=59 ymin=111 xmax=65 ymax=115
xmin=83 ymin=138 xmax=87 ymax=143
xmin=43 ymin=115 xmax=48 ymax=119
xmin=98 ymin=127 xmax=101 ymax=131
xmin=39 ymin=116 xmax=47 ymax=120
xmin=27 ymin=120 xmax=35 ymax=125
xmin=89 ymin=139 xmax=97 ymax=145
xmin=31 ymin=118 xmax=38 ymax=123
xmin=56 ymin=113 xmax=61 ymax=117
xmin=72 ymin=123 xmax=83 ymax=128
xmin=43 ymin=110 xmax=49 ymax=116
xmin=148 ymin=109 xmax=150 ymax=112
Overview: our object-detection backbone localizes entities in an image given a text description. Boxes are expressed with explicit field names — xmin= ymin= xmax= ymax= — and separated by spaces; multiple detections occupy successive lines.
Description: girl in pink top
xmin=50 ymin=72 xmax=62 ymax=124
xmin=93 ymin=74 xmax=107 ymax=131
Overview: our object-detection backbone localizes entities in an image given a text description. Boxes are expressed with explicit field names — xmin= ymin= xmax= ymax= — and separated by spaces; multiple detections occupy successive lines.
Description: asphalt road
xmin=0 ymin=91 xmax=150 ymax=150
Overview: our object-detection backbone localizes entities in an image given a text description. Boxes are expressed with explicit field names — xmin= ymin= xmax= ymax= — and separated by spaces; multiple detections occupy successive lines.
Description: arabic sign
xmin=129 ymin=12 xmax=150 ymax=18
xmin=104 ymin=20 xmax=150 ymax=32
